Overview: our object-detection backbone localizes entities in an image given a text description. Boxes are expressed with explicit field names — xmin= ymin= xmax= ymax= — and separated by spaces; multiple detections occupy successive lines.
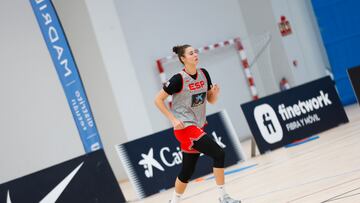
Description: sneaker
xmin=219 ymin=194 xmax=241 ymax=203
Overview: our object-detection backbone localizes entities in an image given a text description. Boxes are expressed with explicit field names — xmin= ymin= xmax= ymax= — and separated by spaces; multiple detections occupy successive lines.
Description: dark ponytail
xmin=172 ymin=44 xmax=191 ymax=64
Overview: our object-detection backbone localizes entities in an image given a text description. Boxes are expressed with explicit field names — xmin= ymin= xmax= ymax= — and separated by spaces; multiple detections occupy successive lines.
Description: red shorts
xmin=174 ymin=125 xmax=206 ymax=153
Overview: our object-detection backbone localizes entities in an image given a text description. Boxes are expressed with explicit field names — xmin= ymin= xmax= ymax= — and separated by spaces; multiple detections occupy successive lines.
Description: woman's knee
xmin=178 ymin=167 xmax=195 ymax=183
xmin=178 ymin=152 xmax=199 ymax=183
xmin=213 ymin=147 xmax=225 ymax=168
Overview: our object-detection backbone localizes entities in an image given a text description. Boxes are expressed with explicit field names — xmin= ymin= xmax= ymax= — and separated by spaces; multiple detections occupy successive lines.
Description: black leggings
xmin=177 ymin=134 xmax=225 ymax=183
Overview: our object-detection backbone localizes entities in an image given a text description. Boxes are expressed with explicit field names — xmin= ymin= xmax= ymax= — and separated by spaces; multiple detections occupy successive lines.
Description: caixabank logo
xmin=137 ymin=131 xmax=227 ymax=179
xmin=241 ymin=76 xmax=349 ymax=154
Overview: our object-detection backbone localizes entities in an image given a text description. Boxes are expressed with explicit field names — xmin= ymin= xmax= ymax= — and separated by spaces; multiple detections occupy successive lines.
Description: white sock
xmin=170 ymin=191 xmax=182 ymax=203
xmin=218 ymin=184 xmax=227 ymax=200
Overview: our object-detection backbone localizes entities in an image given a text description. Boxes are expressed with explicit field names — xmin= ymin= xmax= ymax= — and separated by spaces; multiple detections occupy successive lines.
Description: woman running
xmin=155 ymin=44 xmax=241 ymax=203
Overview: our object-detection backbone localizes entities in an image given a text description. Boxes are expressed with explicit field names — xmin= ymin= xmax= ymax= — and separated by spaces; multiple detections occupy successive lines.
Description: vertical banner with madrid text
xmin=30 ymin=0 xmax=103 ymax=153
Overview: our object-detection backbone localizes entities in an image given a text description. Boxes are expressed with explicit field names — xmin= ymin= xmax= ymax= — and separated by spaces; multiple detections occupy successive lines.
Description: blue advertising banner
xmin=241 ymin=76 xmax=349 ymax=154
xmin=116 ymin=110 xmax=245 ymax=198
xmin=29 ymin=0 xmax=102 ymax=153
xmin=0 ymin=150 xmax=126 ymax=203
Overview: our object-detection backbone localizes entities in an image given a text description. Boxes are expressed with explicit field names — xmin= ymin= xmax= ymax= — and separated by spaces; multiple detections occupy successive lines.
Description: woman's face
xmin=181 ymin=47 xmax=199 ymax=66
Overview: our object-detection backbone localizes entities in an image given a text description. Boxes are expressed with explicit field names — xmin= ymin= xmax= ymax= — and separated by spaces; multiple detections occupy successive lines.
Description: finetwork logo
xmin=253 ymin=91 xmax=332 ymax=143
xmin=278 ymin=91 xmax=332 ymax=121
xmin=254 ymin=104 xmax=283 ymax=144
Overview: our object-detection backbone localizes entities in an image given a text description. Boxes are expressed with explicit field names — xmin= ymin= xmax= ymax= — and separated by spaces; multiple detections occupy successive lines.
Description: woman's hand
xmin=207 ymin=84 xmax=220 ymax=104
xmin=171 ymin=118 xmax=185 ymax=130
xmin=209 ymin=84 xmax=220 ymax=96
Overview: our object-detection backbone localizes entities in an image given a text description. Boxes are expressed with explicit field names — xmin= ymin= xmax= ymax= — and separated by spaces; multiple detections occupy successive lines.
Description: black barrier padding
xmin=241 ymin=76 xmax=349 ymax=154
xmin=348 ymin=66 xmax=360 ymax=104
xmin=0 ymin=150 xmax=126 ymax=203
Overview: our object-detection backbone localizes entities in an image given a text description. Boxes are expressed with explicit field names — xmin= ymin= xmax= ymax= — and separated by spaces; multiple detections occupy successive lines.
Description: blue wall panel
xmin=312 ymin=0 xmax=360 ymax=105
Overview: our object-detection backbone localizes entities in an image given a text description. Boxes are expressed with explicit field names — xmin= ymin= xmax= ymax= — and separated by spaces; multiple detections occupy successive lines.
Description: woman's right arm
xmin=154 ymin=89 xmax=185 ymax=129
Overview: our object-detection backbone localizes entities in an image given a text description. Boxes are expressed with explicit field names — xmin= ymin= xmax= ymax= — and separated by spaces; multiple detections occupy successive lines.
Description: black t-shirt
xmin=163 ymin=68 xmax=212 ymax=95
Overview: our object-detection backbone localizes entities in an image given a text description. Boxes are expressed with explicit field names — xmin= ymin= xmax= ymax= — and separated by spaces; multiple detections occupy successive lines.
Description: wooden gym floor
xmin=120 ymin=104 xmax=360 ymax=203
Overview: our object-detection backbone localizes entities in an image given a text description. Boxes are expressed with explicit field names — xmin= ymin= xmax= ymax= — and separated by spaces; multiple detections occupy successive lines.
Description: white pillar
xmin=84 ymin=0 xmax=153 ymax=140
xmin=53 ymin=0 xmax=153 ymax=181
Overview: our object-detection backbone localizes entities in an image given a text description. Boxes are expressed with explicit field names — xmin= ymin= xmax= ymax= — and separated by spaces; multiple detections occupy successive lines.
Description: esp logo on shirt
xmin=189 ymin=81 xmax=205 ymax=91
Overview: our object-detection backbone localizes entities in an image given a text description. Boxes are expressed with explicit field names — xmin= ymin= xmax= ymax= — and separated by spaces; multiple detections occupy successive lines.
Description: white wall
xmin=114 ymin=0 xmax=263 ymax=140
xmin=285 ymin=0 xmax=328 ymax=81
xmin=240 ymin=0 xmax=327 ymax=90
xmin=239 ymin=0 xmax=288 ymax=94
xmin=0 ymin=0 xmax=83 ymax=183
xmin=271 ymin=0 xmax=326 ymax=85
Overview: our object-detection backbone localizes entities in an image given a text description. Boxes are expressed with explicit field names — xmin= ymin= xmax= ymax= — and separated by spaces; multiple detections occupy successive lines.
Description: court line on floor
xmin=287 ymin=177 xmax=360 ymax=202
xmin=195 ymin=164 xmax=258 ymax=182
xmin=228 ymin=131 xmax=360 ymax=184
xmin=325 ymin=192 xmax=360 ymax=202
xmin=284 ymin=135 xmax=319 ymax=148
xmin=240 ymin=169 xmax=360 ymax=201
xmin=320 ymin=186 xmax=360 ymax=203
xmin=181 ymin=167 xmax=360 ymax=201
